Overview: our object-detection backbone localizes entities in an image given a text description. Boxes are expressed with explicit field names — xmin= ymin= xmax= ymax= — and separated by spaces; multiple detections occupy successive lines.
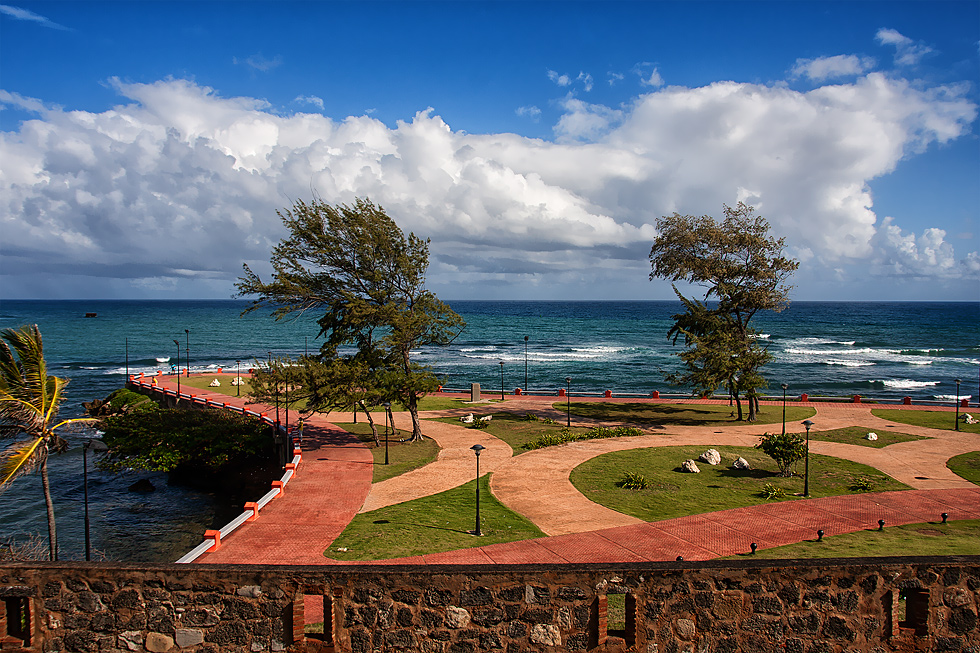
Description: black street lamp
xmin=499 ymin=361 xmax=505 ymax=401
xmin=470 ymin=444 xmax=485 ymax=536
xmin=524 ymin=335 xmax=529 ymax=393
xmin=383 ymin=402 xmax=391 ymax=465
xmin=173 ymin=340 xmax=181 ymax=398
xmin=236 ymin=360 xmax=241 ymax=397
xmin=802 ymin=419 xmax=814 ymax=497
xmin=565 ymin=377 xmax=571 ymax=427
xmin=184 ymin=329 xmax=189 ymax=378
xmin=955 ymin=379 xmax=961 ymax=431
xmin=781 ymin=383 xmax=788 ymax=436
xmin=83 ymin=439 xmax=108 ymax=561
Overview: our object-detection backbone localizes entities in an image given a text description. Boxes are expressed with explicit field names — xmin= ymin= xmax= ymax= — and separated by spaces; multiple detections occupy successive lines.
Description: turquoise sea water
xmin=0 ymin=299 xmax=977 ymax=561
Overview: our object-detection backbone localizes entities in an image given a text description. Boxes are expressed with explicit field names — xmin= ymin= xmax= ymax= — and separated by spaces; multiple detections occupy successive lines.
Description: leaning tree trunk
xmin=357 ymin=400 xmax=380 ymax=446
xmin=406 ymin=392 xmax=424 ymax=442
xmin=747 ymin=391 xmax=758 ymax=422
xmin=40 ymin=455 xmax=57 ymax=561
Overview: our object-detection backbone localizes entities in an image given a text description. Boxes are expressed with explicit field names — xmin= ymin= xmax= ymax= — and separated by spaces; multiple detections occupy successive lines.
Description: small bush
xmin=469 ymin=419 xmax=491 ymax=429
xmin=616 ymin=472 xmax=649 ymax=490
xmin=760 ymin=483 xmax=786 ymax=500
xmin=756 ymin=432 xmax=807 ymax=477
xmin=522 ymin=413 xmax=539 ymax=422
xmin=850 ymin=477 xmax=875 ymax=492
xmin=523 ymin=425 xmax=644 ymax=450
xmin=541 ymin=417 xmax=557 ymax=425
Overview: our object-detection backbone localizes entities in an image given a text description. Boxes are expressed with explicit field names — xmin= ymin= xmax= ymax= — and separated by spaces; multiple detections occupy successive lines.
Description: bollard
xmin=903 ymin=396 xmax=912 ymax=405
xmin=272 ymin=480 xmax=284 ymax=497
xmin=800 ymin=393 xmax=808 ymax=402
xmin=559 ymin=388 xmax=566 ymax=397
xmin=852 ymin=395 xmax=861 ymax=403
xmin=515 ymin=388 xmax=522 ymax=396
xmin=651 ymin=390 xmax=660 ymax=399
xmin=604 ymin=390 xmax=612 ymax=398
xmin=245 ymin=502 xmax=259 ymax=522
xmin=204 ymin=530 xmax=221 ymax=552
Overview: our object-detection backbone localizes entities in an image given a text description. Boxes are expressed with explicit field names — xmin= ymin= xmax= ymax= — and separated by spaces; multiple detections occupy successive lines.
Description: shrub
xmin=616 ymin=472 xmax=649 ymax=490
xmin=756 ymin=432 xmax=807 ymax=477
xmin=522 ymin=425 xmax=644 ymax=450
xmin=760 ymin=483 xmax=786 ymax=500
xmin=522 ymin=413 xmax=539 ymax=422
xmin=850 ymin=477 xmax=876 ymax=492
xmin=469 ymin=419 xmax=491 ymax=429
xmin=541 ymin=417 xmax=557 ymax=425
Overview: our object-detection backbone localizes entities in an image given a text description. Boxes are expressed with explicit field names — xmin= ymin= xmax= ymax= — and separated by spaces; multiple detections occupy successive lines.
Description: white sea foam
xmin=879 ymin=379 xmax=941 ymax=389
xmin=824 ymin=359 xmax=874 ymax=367
xmin=904 ymin=360 xmax=933 ymax=365
xmin=935 ymin=394 xmax=973 ymax=402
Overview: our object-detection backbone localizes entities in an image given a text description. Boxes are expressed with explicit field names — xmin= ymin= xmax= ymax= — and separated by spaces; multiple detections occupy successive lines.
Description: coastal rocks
xmin=145 ymin=632 xmax=175 ymax=652
xmin=731 ymin=457 xmax=751 ymax=470
xmin=680 ymin=460 xmax=701 ymax=473
xmin=865 ymin=432 xmax=878 ymax=441
xmin=128 ymin=479 xmax=156 ymax=494
xmin=699 ymin=449 xmax=721 ymax=466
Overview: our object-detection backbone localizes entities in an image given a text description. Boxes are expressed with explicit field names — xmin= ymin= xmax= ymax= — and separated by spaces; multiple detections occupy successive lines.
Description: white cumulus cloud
xmin=791 ymin=54 xmax=875 ymax=81
xmin=875 ymin=28 xmax=933 ymax=66
xmin=0 ymin=63 xmax=976 ymax=298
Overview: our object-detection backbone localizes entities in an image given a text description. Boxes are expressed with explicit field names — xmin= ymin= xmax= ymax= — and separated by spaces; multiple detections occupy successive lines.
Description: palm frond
xmin=0 ymin=437 xmax=45 ymax=492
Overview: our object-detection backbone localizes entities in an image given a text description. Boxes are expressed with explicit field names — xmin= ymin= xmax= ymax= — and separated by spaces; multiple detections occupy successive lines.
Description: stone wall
xmin=1 ymin=557 xmax=978 ymax=653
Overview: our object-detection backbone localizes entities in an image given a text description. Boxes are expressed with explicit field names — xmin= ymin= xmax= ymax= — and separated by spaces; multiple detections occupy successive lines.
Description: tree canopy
xmin=0 ymin=325 xmax=95 ymax=560
xmin=650 ymin=202 xmax=798 ymax=420
xmin=236 ymin=197 xmax=464 ymax=440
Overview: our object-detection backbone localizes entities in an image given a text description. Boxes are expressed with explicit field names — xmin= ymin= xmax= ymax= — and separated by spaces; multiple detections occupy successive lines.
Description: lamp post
xmin=565 ymin=377 xmax=571 ymax=427
xmin=781 ymin=383 xmax=788 ymax=436
xmin=383 ymin=402 xmax=391 ymax=465
xmin=524 ymin=335 xmax=529 ymax=393
xmin=499 ymin=361 xmax=505 ymax=401
xmin=173 ymin=340 xmax=181 ymax=398
xmin=955 ymin=379 xmax=961 ymax=431
xmin=470 ymin=444 xmax=485 ymax=536
xmin=184 ymin=329 xmax=189 ymax=378
xmin=125 ymin=338 xmax=129 ymax=378
xmin=83 ymin=439 xmax=108 ymax=561
xmin=236 ymin=360 xmax=241 ymax=397
xmin=802 ymin=419 xmax=814 ymax=497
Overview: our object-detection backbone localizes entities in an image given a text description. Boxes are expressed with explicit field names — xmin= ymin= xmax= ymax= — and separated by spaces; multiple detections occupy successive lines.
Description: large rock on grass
xmin=680 ymin=459 xmax=700 ymax=473
xmin=699 ymin=449 xmax=721 ymax=465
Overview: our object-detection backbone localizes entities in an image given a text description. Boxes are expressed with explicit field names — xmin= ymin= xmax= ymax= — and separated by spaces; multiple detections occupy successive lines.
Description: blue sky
xmin=1 ymin=1 xmax=978 ymax=301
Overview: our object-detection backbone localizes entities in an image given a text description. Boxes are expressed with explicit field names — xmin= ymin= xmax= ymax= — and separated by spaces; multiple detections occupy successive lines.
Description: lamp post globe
xmin=802 ymin=419 xmax=814 ymax=497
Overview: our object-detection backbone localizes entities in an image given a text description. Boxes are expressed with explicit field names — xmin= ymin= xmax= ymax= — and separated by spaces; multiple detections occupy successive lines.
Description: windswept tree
xmin=236 ymin=197 xmax=465 ymax=441
xmin=0 ymin=325 xmax=96 ymax=560
xmin=650 ymin=202 xmax=798 ymax=420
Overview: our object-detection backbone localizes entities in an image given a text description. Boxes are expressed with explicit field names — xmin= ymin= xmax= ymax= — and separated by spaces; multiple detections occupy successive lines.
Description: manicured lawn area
xmin=807 ymin=426 xmax=928 ymax=448
xmin=947 ymin=451 xmax=980 ymax=486
xmin=569 ymin=445 xmax=910 ymax=522
xmin=727 ymin=520 xmax=980 ymax=559
xmin=558 ymin=402 xmax=816 ymax=427
xmin=432 ymin=412 xmax=593 ymax=454
xmin=872 ymin=408 xmax=980 ymax=433
xmin=336 ymin=423 xmax=440 ymax=483
xmin=326 ymin=474 xmax=545 ymax=560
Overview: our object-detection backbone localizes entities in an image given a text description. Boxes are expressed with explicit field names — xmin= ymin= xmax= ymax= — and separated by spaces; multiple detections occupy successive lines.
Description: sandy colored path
xmin=487 ymin=399 xmax=979 ymax=536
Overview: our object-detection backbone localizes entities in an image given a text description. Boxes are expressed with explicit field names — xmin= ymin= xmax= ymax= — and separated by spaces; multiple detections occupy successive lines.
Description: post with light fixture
xmin=236 ymin=360 xmax=241 ymax=397
xmin=383 ymin=402 xmax=391 ymax=465
xmin=565 ymin=377 xmax=571 ymax=427
xmin=470 ymin=444 xmax=485 ymax=536
xmin=499 ymin=361 xmax=505 ymax=400
xmin=802 ymin=419 xmax=814 ymax=497
xmin=524 ymin=335 xmax=529 ymax=393
xmin=83 ymin=439 xmax=109 ymax=561
xmin=173 ymin=340 xmax=181 ymax=399
xmin=954 ymin=379 xmax=961 ymax=431
xmin=184 ymin=329 xmax=189 ymax=377
xmin=781 ymin=383 xmax=788 ymax=435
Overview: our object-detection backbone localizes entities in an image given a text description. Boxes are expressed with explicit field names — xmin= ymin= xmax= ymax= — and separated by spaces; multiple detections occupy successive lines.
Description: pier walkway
xmin=137 ymin=375 xmax=979 ymax=564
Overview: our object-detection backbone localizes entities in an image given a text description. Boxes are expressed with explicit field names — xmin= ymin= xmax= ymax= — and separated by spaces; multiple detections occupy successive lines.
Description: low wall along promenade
xmin=2 ymin=557 xmax=978 ymax=652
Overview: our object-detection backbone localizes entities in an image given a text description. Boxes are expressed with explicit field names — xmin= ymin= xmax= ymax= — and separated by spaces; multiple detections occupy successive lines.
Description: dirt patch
xmin=915 ymin=529 xmax=945 ymax=537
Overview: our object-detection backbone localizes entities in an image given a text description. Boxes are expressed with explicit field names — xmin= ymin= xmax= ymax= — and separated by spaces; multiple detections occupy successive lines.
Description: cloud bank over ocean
xmin=1 ymin=63 xmax=977 ymax=299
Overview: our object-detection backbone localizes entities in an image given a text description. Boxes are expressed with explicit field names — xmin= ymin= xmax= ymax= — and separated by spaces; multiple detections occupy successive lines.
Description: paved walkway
xmin=137 ymin=376 xmax=979 ymax=564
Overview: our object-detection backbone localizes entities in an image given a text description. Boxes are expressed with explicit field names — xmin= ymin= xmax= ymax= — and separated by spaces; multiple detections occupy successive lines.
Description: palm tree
xmin=0 ymin=324 xmax=94 ymax=560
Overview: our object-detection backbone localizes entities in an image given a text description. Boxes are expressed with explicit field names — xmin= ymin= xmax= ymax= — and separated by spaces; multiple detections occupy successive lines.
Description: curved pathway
xmin=136 ymin=378 xmax=978 ymax=564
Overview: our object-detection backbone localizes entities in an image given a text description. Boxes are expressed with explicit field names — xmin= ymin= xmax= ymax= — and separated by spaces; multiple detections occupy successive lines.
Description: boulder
xmin=730 ymin=457 xmax=751 ymax=470
xmin=865 ymin=432 xmax=878 ymax=441
xmin=209 ymin=379 xmax=221 ymax=387
xmin=460 ymin=413 xmax=474 ymax=424
xmin=699 ymin=449 xmax=721 ymax=465
xmin=963 ymin=414 xmax=977 ymax=425
xmin=680 ymin=459 xmax=700 ymax=473
xmin=479 ymin=415 xmax=493 ymax=423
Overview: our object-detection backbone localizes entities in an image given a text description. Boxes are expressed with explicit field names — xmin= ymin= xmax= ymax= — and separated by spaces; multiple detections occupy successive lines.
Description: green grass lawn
xmin=872 ymin=408 xmax=980 ymax=433
xmin=558 ymin=402 xmax=816 ymax=427
xmin=326 ymin=474 xmax=545 ymax=560
xmin=336 ymin=423 xmax=440 ymax=483
xmin=807 ymin=425 xmax=928 ymax=448
xmin=727 ymin=520 xmax=980 ymax=559
xmin=432 ymin=411 xmax=592 ymax=454
xmin=947 ymin=451 xmax=980 ymax=486
xmin=570 ymin=445 xmax=910 ymax=523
